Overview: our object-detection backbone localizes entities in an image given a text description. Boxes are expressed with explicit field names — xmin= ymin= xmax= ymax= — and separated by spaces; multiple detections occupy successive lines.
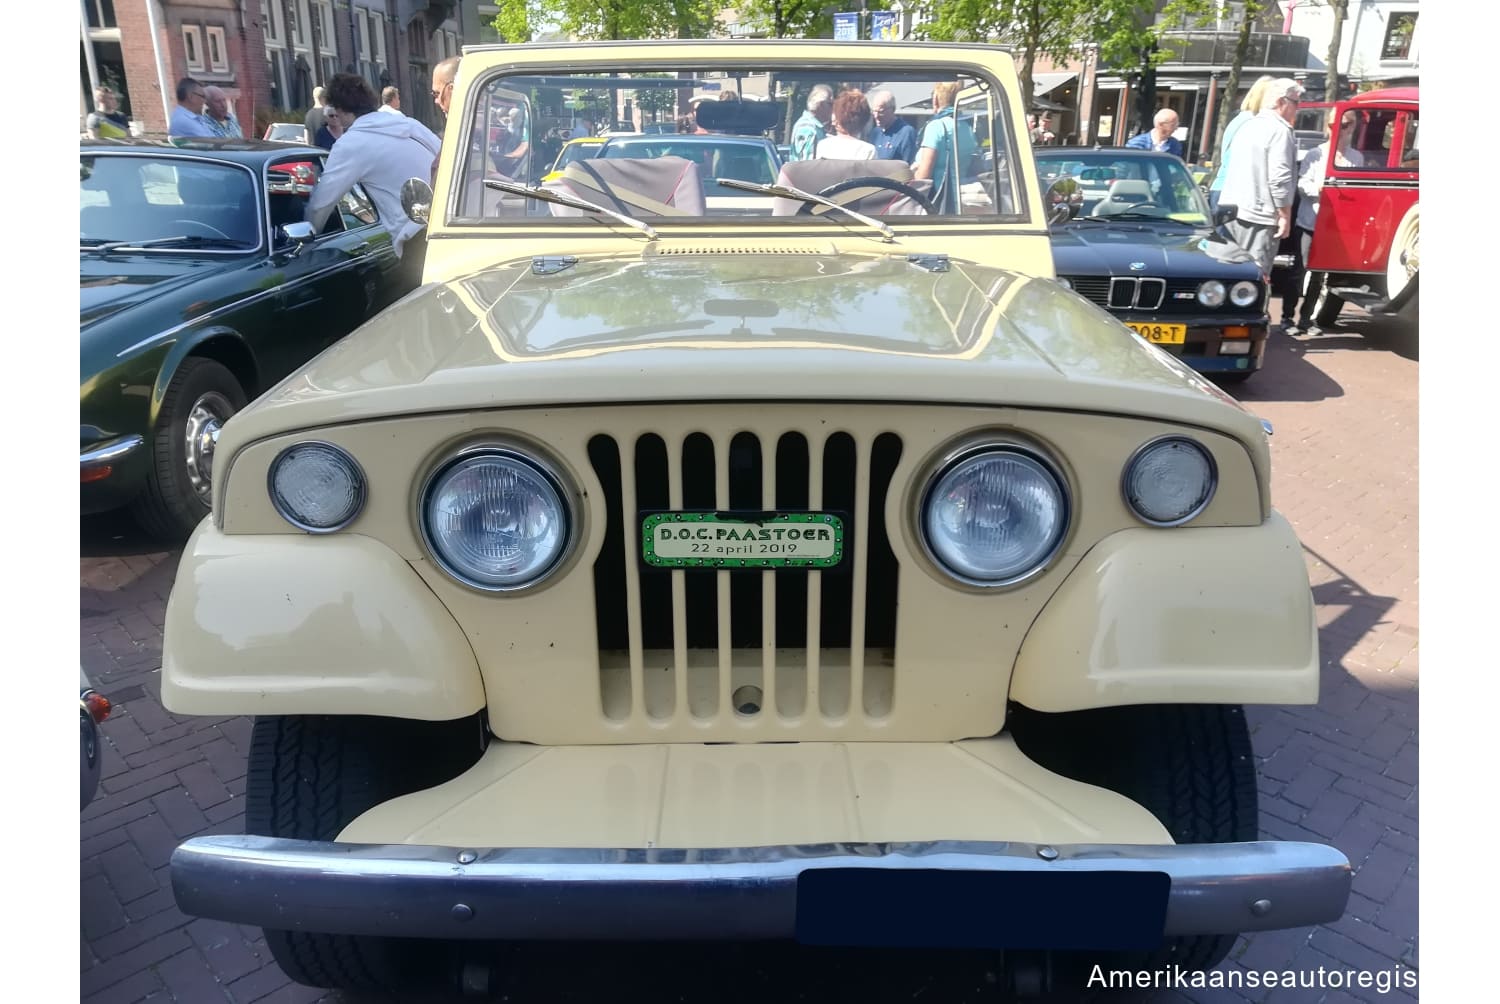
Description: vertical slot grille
xmin=588 ymin=423 xmax=902 ymax=731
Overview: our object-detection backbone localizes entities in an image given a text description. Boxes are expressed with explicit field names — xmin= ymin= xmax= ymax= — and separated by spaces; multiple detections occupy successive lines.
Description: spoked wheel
xmin=1386 ymin=203 xmax=1419 ymax=307
xmin=130 ymin=358 xmax=246 ymax=540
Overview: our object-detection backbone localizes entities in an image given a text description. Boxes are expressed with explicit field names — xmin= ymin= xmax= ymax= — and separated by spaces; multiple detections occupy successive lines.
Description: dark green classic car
xmin=81 ymin=139 xmax=406 ymax=537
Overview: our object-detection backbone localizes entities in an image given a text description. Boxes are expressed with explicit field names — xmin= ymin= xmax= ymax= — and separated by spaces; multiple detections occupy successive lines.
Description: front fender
xmin=149 ymin=324 xmax=256 ymax=428
xmin=162 ymin=522 xmax=486 ymax=720
xmin=1010 ymin=512 xmax=1318 ymax=711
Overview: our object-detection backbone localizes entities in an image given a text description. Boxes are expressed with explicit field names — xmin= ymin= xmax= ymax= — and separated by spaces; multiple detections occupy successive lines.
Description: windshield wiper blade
xmin=81 ymin=235 xmax=251 ymax=252
xmin=482 ymin=178 xmax=658 ymax=241
xmin=713 ymin=178 xmax=895 ymax=242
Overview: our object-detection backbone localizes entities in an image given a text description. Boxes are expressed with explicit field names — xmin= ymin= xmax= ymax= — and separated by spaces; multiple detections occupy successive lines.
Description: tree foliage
xmin=491 ymin=1 xmax=720 ymax=43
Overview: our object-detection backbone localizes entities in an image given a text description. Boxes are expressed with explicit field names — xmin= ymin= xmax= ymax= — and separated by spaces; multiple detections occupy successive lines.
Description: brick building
xmin=82 ymin=2 xmax=488 ymax=137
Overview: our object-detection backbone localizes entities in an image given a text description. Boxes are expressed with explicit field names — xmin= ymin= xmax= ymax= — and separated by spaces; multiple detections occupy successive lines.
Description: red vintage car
xmin=1301 ymin=87 xmax=1419 ymax=327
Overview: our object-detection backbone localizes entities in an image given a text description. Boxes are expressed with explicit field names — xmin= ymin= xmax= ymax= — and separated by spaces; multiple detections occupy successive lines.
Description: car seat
xmin=542 ymin=156 xmax=707 ymax=217
xmin=1091 ymin=179 xmax=1156 ymax=216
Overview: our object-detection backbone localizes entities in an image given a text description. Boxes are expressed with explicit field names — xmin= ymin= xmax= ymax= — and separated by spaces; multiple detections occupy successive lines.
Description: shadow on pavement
xmin=1305 ymin=544 xmax=1398 ymax=676
xmin=1220 ymin=328 xmax=1345 ymax=405
xmin=81 ymin=511 xmax=182 ymax=559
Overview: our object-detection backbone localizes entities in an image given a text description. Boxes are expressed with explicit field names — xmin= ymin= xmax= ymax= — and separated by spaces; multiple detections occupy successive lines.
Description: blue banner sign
xmin=833 ymin=12 xmax=859 ymax=41
xmin=870 ymin=11 xmax=899 ymax=40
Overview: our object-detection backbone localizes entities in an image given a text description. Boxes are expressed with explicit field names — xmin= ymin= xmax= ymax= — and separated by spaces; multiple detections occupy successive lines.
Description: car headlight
xmin=1229 ymin=280 xmax=1260 ymax=307
xmin=1121 ymin=437 xmax=1217 ymax=526
xmin=421 ymin=448 xmax=572 ymax=591
xmin=1197 ymin=280 xmax=1226 ymax=308
xmin=1056 ymin=277 xmax=1073 ymax=290
xmin=920 ymin=448 xmax=1069 ymax=587
xmin=268 ymin=442 xmax=366 ymax=532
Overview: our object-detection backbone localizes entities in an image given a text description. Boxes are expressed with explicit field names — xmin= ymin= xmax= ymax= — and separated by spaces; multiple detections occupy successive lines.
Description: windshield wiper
xmin=81 ymin=235 xmax=252 ymax=252
xmin=1073 ymin=212 xmax=1196 ymax=224
xmin=713 ymin=178 xmax=895 ymax=242
xmin=481 ymin=178 xmax=658 ymax=240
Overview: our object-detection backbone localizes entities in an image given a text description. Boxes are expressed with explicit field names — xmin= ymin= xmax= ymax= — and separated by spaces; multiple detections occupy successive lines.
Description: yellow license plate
xmin=1126 ymin=322 xmax=1187 ymax=345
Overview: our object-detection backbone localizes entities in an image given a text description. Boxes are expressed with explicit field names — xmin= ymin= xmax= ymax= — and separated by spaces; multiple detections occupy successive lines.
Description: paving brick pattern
xmin=80 ymin=318 xmax=1417 ymax=1003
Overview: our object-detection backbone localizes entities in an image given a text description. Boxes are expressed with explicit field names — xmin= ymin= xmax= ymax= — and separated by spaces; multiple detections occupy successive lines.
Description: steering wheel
xmin=168 ymin=219 xmax=233 ymax=240
xmin=797 ymin=177 xmax=936 ymax=216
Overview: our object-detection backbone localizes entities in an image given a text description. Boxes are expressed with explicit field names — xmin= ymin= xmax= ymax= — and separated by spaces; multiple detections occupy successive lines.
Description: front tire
xmin=1008 ymin=703 xmax=1258 ymax=974
xmin=245 ymin=714 xmax=486 ymax=990
xmin=130 ymin=358 xmax=246 ymax=540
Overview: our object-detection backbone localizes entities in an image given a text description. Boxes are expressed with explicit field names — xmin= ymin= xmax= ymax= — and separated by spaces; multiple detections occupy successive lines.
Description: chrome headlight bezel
xmin=1196 ymin=279 xmax=1227 ymax=308
xmin=267 ymin=441 xmax=367 ymax=534
xmin=1055 ymin=276 xmax=1073 ymax=290
xmin=417 ymin=444 xmax=579 ymax=594
xmin=913 ymin=437 xmax=1073 ymax=591
xmin=1120 ymin=435 xmax=1219 ymax=527
xmin=1229 ymin=279 xmax=1260 ymax=307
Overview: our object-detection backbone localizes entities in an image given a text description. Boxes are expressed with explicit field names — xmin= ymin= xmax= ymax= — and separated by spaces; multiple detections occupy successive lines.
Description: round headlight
xmin=1229 ymin=279 xmax=1259 ymax=307
xmin=421 ymin=450 xmax=571 ymax=591
xmin=921 ymin=448 xmax=1069 ymax=586
xmin=269 ymin=442 xmax=365 ymax=532
xmin=1122 ymin=437 xmax=1217 ymax=526
xmin=1056 ymin=277 xmax=1073 ymax=290
xmin=1196 ymin=280 xmax=1226 ymax=307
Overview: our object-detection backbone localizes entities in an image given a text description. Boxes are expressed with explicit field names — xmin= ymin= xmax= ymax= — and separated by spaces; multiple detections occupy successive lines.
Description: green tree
xmin=1323 ymin=0 xmax=1350 ymax=102
xmin=491 ymin=1 xmax=719 ymax=42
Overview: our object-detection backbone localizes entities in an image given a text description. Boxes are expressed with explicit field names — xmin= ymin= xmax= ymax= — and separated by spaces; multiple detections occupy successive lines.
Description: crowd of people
xmin=1121 ymin=75 xmax=1358 ymax=336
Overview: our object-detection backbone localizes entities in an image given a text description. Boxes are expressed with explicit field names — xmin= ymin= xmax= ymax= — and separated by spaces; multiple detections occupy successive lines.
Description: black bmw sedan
xmin=1038 ymin=148 xmax=1269 ymax=382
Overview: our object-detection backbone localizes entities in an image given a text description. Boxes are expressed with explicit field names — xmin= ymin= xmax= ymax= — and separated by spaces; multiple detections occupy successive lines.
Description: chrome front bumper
xmin=80 ymin=433 xmax=145 ymax=472
xmin=172 ymin=837 xmax=1350 ymax=947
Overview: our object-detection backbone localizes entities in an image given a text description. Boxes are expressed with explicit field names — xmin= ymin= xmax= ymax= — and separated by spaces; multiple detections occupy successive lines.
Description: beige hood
xmin=223 ymin=248 xmax=1265 ymax=454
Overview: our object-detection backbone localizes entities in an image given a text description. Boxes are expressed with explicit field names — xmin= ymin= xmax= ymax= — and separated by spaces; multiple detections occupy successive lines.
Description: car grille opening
xmin=588 ymin=428 xmax=902 ymax=728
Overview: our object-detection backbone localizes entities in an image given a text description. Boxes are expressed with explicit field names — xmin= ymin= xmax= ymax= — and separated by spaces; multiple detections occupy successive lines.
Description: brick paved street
xmin=80 ymin=317 xmax=1418 ymax=1003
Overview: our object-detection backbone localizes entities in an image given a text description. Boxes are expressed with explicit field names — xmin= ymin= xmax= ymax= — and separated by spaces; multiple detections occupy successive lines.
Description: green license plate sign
xmin=642 ymin=512 xmax=845 ymax=569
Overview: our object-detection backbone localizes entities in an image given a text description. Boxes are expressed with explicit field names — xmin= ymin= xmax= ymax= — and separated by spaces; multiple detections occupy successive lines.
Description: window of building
xmin=314 ymin=2 xmax=333 ymax=49
xmin=261 ymin=1 xmax=281 ymax=46
xmin=370 ymin=14 xmax=385 ymax=65
xmin=206 ymin=27 xmax=229 ymax=73
xmin=182 ymin=26 xmax=205 ymax=72
xmin=356 ymin=9 xmax=370 ymax=56
xmin=86 ymin=1 xmax=118 ymax=30
xmin=1381 ymin=12 xmax=1418 ymax=61
xmin=286 ymin=1 xmax=305 ymax=49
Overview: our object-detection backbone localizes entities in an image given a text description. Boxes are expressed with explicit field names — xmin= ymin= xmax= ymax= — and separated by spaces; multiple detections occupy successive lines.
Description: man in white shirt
xmin=1219 ymin=78 xmax=1302 ymax=276
xmin=305 ymin=74 xmax=442 ymax=287
xmin=1284 ymin=111 xmax=1366 ymax=335
xmin=380 ymin=87 xmax=403 ymax=115
xmin=168 ymin=78 xmax=216 ymax=139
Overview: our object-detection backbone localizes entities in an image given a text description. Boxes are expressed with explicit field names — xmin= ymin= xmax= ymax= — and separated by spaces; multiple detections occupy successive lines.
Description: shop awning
xmin=1032 ymin=72 xmax=1078 ymax=96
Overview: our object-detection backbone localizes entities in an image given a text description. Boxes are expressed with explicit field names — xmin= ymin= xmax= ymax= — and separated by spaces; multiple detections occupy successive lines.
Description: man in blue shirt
xmin=868 ymin=89 xmax=918 ymax=163
xmin=168 ymin=78 xmax=216 ymax=139
xmin=789 ymin=85 xmax=832 ymax=161
xmin=1126 ymin=108 xmax=1184 ymax=159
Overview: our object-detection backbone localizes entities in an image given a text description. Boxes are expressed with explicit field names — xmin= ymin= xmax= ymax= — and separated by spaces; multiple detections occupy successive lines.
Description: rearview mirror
xmin=402 ymin=178 xmax=433 ymax=225
xmin=1213 ymin=203 xmax=1237 ymax=227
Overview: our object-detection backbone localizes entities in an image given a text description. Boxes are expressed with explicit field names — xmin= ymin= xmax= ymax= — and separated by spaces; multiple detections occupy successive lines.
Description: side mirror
xmin=279 ymin=221 xmax=315 ymax=257
xmin=402 ymin=178 xmax=433 ymax=225
xmin=1213 ymin=203 xmax=1237 ymax=227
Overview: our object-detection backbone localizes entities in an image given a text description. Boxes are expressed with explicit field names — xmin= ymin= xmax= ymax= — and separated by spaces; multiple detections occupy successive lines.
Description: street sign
xmin=870 ymin=12 xmax=899 ymax=40
xmin=833 ymin=12 xmax=859 ymax=41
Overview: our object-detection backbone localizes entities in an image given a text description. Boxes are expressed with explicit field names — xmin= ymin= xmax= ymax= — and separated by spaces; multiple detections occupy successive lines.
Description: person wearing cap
xmin=1218 ymin=78 xmax=1303 ymax=276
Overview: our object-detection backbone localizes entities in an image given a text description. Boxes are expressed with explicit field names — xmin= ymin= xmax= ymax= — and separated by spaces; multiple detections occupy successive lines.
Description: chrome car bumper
xmin=81 ymin=433 xmax=145 ymax=471
xmin=172 ymin=836 xmax=1350 ymax=947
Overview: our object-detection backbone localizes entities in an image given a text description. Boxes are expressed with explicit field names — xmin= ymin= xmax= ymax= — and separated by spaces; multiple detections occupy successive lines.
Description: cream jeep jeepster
xmin=164 ymin=41 xmax=1351 ymax=992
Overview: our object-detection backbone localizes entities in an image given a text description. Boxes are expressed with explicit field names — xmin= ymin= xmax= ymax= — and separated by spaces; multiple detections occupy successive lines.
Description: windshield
xmin=1036 ymin=150 xmax=1209 ymax=225
xmin=551 ymin=140 xmax=603 ymax=174
xmin=451 ymin=64 xmax=1024 ymax=223
xmin=80 ymin=155 xmax=259 ymax=248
